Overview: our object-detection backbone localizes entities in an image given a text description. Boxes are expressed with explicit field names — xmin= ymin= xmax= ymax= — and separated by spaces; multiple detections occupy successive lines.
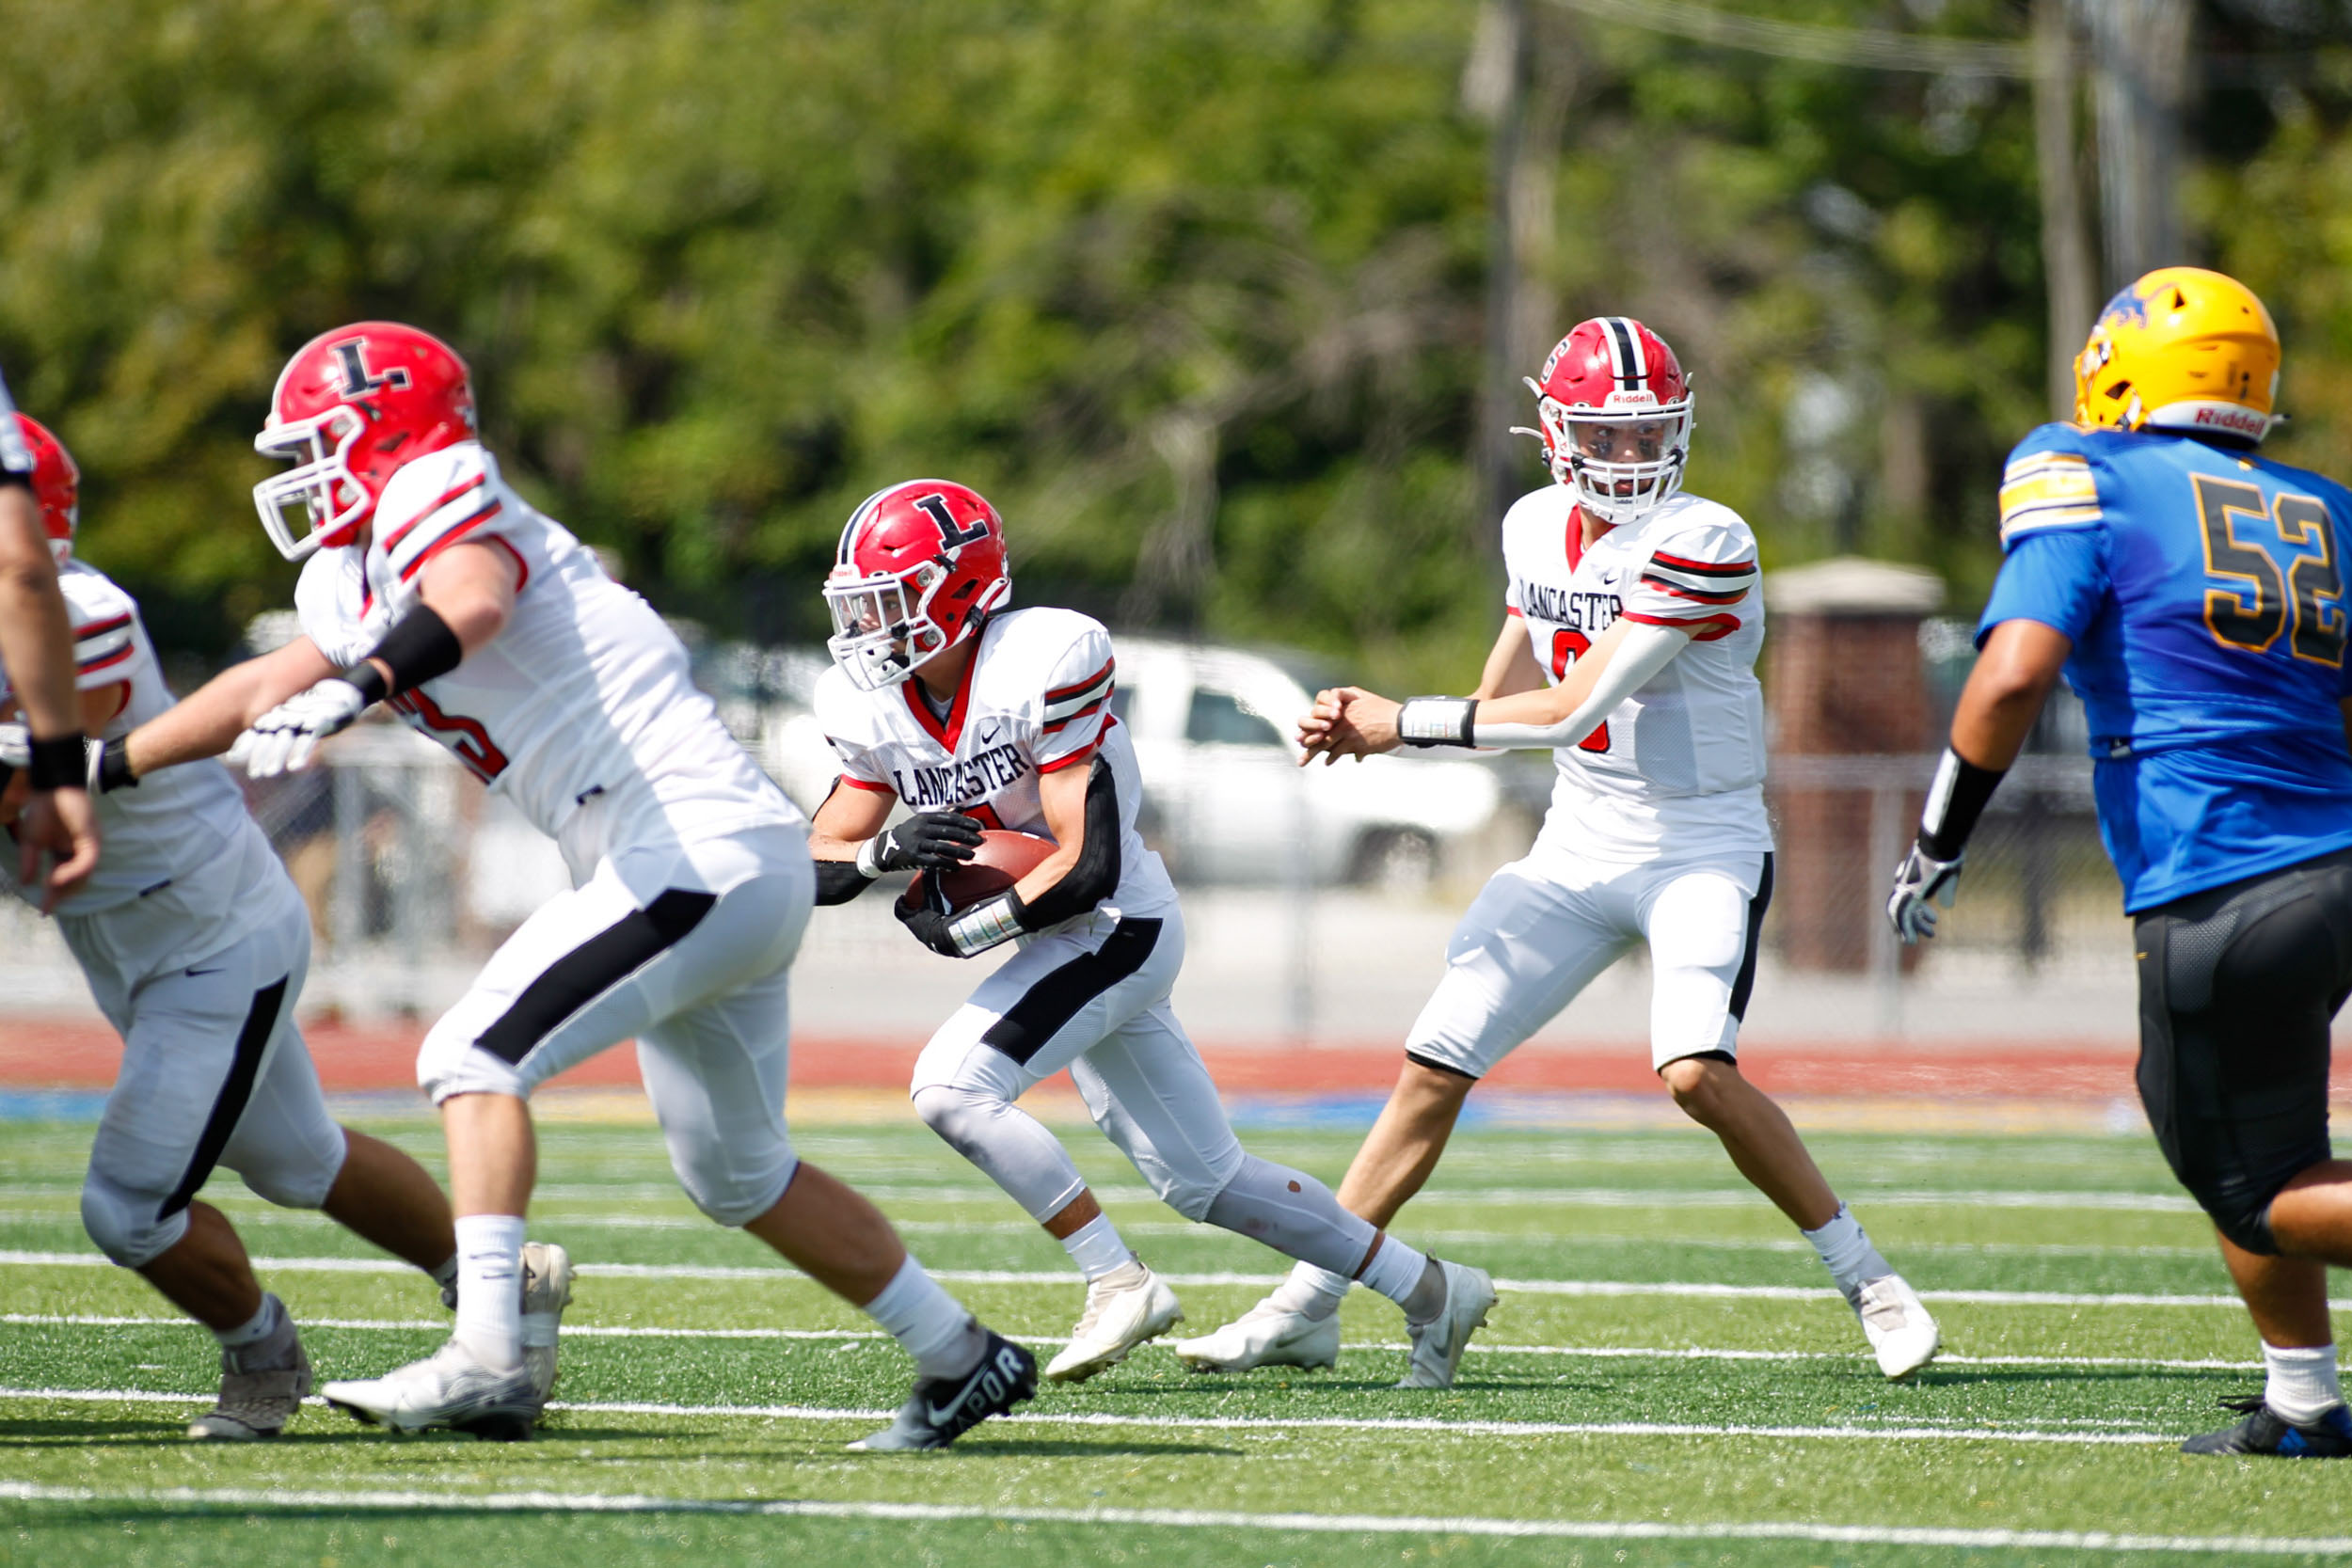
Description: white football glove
xmin=0 ymin=721 xmax=27 ymax=772
xmin=229 ymin=678 xmax=371 ymax=778
xmin=1886 ymin=844 xmax=1964 ymax=945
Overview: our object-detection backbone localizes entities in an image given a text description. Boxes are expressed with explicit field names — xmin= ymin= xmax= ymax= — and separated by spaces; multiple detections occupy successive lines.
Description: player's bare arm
xmin=0 ymin=681 xmax=130 ymax=825
xmin=0 ymin=484 xmax=102 ymax=900
xmin=1297 ymin=617 xmax=1543 ymax=765
xmin=233 ymin=540 xmax=517 ymax=779
xmin=1011 ymin=758 xmax=1091 ymax=902
xmin=120 ymin=636 xmax=336 ymax=780
xmin=1302 ymin=618 xmax=1696 ymax=762
xmin=807 ymin=781 xmax=896 ymax=862
xmin=1886 ymin=619 xmax=2072 ymax=943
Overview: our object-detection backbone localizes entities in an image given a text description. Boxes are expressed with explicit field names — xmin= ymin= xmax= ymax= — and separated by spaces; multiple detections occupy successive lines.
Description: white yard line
xmin=0 ymin=1385 xmax=2181 ymax=1445
xmin=0 ymin=1182 xmax=2207 ymax=1210
xmin=0 ymin=1209 xmax=2212 ymax=1257
xmin=0 ymin=1312 xmax=2265 ymax=1370
xmin=0 ymin=1249 xmax=2287 ymax=1307
xmin=5 ymin=1480 xmax=2344 ymax=1556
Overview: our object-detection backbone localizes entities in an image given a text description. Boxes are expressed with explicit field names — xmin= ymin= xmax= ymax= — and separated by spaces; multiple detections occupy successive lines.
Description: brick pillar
xmin=1764 ymin=559 xmax=1945 ymax=972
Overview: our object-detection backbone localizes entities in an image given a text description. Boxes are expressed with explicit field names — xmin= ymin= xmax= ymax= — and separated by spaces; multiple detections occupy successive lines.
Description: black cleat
xmin=849 ymin=1329 xmax=1037 ymax=1451
xmin=2182 ymin=1396 xmax=2352 ymax=1456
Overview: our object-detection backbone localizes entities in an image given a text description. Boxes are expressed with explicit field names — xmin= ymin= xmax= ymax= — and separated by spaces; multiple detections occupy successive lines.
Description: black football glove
xmin=897 ymin=883 xmax=1027 ymax=959
xmin=857 ymin=811 xmax=985 ymax=879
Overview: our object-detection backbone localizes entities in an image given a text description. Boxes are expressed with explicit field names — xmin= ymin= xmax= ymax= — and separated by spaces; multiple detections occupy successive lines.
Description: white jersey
xmin=815 ymin=607 xmax=1178 ymax=922
xmin=1500 ymin=485 xmax=1771 ymax=861
xmin=3 ymin=561 xmax=286 ymax=967
xmin=294 ymin=441 xmax=800 ymax=853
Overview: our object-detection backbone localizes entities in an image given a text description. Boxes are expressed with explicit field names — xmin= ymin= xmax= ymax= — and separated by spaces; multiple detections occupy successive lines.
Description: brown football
xmin=904 ymin=830 xmax=1059 ymax=914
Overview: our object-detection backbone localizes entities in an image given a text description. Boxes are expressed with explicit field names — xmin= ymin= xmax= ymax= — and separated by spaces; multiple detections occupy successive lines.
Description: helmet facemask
xmin=1535 ymin=394 xmax=1692 ymax=525
xmin=824 ymin=561 xmax=956 ymax=692
xmin=252 ymin=406 xmax=376 ymax=560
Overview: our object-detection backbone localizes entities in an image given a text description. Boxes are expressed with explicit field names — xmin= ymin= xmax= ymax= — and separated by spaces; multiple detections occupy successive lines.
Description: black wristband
xmin=339 ymin=661 xmax=389 ymax=705
xmin=359 ymin=604 xmax=465 ymax=698
xmin=94 ymin=736 xmax=137 ymax=793
xmin=1918 ymin=748 xmax=2007 ymax=861
xmin=26 ymin=733 xmax=86 ymax=791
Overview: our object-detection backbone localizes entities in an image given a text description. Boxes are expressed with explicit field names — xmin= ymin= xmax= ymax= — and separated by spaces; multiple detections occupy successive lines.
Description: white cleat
xmin=519 ymin=1241 xmax=575 ymax=1411
xmin=1042 ymin=1264 xmax=1184 ymax=1383
xmin=321 ymin=1338 xmax=541 ymax=1441
xmin=187 ymin=1295 xmax=310 ymax=1440
xmin=1397 ymin=1260 xmax=1496 ymax=1389
xmin=1171 ymin=1297 xmax=1342 ymax=1373
xmin=1851 ymin=1272 xmax=1940 ymax=1380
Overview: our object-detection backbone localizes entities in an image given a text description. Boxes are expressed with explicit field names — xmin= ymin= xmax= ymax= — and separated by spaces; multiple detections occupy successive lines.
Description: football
xmin=905 ymin=829 xmax=1058 ymax=914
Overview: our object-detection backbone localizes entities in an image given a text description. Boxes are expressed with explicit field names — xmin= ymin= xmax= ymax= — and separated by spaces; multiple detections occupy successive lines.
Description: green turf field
xmin=1 ymin=1112 xmax=2346 ymax=1566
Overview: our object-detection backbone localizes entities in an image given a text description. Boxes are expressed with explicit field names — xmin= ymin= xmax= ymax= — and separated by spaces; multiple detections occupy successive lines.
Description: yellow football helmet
xmin=2073 ymin=266 xmax=2280 ymax=445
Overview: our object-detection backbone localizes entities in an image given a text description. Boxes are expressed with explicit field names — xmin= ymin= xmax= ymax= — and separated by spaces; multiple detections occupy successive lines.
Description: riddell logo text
xmin=2190 ymin=406 xmax=2267 ymax=436
xmin=891 ymin=742 xmax=1029 ymax=809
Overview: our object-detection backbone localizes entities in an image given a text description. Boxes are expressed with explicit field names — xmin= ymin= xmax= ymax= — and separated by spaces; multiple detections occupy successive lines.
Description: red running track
xmin=0 ymin=1016 xmax=2167 ymax=1101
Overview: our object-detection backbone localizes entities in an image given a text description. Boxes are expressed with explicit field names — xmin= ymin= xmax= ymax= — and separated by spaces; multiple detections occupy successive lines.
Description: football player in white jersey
xmin=807 ymin=481 xmax=1494 ymax=1386
xmin=0 ymin=412 xmax=484 ymax=1442
xmin=1181 ymin=319 xmax=1941 ymax=1382
xmin=125 ymin=325 xmax=1035 ymax=1450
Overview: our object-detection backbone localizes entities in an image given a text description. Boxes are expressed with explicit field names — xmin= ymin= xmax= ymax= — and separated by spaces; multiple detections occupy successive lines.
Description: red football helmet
xmin=823 ymin=480 xmax=1012 ymax=690
xmin=1515 ymin=316 xmax=1693 ymax=525
xmin=252 ymin=322 xmax=478 ymax=560
xmin=10 ymin=414 xmax=80 ymax=563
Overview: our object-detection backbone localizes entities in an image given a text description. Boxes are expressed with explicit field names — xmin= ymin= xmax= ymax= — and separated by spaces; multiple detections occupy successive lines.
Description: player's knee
xmin=418 ymin=1024 xmax=528 ymax=1104
xmin=671 ymin=1137 xmax=800 ymax=1228
xmin=1659 ymin=1053 xmax=1737 ymax=1120
xmin=236 ymin=1148 xmax=342 ymax=1212
xmin=79 ymin=1178 xmax=186 ymax=1269
xmin=1151 ymin=1164 xmax=1227 ymax=1223
xmin=913 ymin=1082 xmax=1003 ymax=1162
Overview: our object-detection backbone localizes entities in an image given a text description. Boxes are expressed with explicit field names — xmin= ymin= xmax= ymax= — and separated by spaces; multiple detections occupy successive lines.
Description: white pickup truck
xmin=750 ymin=635 xmax=1502 ymax=889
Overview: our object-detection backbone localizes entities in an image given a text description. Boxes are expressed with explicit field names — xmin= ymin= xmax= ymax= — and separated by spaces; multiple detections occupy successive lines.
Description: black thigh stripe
xmin=161 ymin=976 xmax=289 ymax=1220
xmin=980 ymin=918 xmax=1162 ymax=1067
xmin=1727 ymin=853 xmax=1774 ymax=1022
xmin=476 ymin=889 xmax=719 ymax=1066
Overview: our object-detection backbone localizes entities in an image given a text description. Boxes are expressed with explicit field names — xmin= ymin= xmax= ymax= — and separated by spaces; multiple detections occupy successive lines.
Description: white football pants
xmin=1406 ymin=844 xmax=1774 ymax=1079
xmin=65 ymin=879 xmax=346 ymax=1269
xmin=911 ymin=906 xmax=1248 ymax=1223
xmin=418 ymin=822 xmax=814 ymax=1227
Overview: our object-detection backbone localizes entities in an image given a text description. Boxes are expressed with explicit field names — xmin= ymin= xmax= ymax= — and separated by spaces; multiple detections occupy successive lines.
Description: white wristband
xmin=1398 ymin=696 xmax=1477 ymax=748
xmin=946 ymin=895 xmax=1025 ymax=956
xmin=854 ymin=835 xmax=887 ymax=879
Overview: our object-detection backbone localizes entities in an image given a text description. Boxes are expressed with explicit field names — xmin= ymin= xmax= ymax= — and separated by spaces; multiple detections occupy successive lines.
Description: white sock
xmin=453 ymin=1214 xmax=526 ymax=1371
xmin=1059 ymin=1212 xmax=1133 ymax=1282
xmin=215 ymin=1293 xmax=283 ymax=1349
xmin=1803 ymin=1204 xmax=1892 ymax=1298
xmin=865 ymin=1254 xmax=985 ymax=1381
xmin=1269 ymin=1259 xmax=1351 ymax=1322
xmin=1357 ymin=1235 xmax=1438 ymax=1314
xmin=2264 ymin=1341 xmax=2344 ymax=1424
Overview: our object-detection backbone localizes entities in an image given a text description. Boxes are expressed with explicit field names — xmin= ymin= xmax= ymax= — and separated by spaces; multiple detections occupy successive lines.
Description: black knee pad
xmin=2137 ymin=857 xmax=2352 ymax=1255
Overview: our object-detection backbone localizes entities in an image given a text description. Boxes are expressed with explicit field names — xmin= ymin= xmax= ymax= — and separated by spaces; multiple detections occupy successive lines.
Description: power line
xmin=1546 ymin=0 xmax=2050 ymax=77
xmin=1547 ymin=0 xmax=2324 ymax=84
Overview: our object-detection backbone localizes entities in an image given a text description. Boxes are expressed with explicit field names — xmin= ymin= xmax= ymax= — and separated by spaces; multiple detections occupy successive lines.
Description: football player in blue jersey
xmin=1888 ymin=267 xmax=2352 ymax=1456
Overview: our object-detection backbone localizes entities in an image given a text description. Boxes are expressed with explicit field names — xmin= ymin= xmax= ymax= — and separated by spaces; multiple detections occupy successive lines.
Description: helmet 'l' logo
xmin=331 ymin=340 xmax=412 ymax=398
xmin=914 ymin=492 xmax=990 ymax=550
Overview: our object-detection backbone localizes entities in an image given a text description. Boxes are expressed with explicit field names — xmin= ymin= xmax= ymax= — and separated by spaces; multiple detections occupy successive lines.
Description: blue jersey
xmin=1979 ymin=422 xmax=2352 ymax=911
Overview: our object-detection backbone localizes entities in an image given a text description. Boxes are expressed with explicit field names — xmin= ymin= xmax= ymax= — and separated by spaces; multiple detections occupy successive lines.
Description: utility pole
xmin=2034 ymin=0 xmax=2097 ymax=419
xmin=1470 ymin=0 xmax=1530 ymax=551
xmin=2085 ymin=0 xmax=2192 ymax=290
